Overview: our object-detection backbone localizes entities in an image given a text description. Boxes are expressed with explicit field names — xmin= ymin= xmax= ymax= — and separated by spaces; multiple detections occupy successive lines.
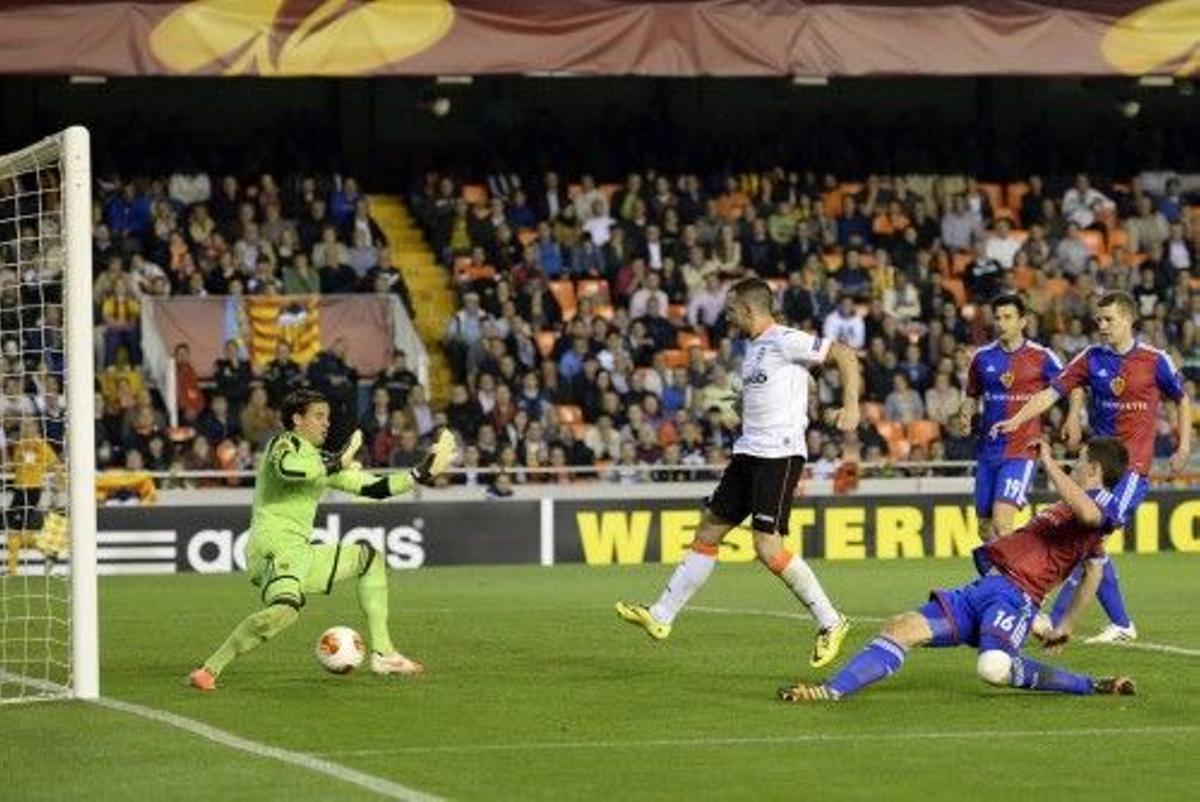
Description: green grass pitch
xmin=5 ymin=555 xmax=1199 ymax=801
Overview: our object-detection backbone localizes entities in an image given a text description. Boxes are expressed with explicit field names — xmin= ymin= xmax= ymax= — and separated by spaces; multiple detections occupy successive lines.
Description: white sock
xmin=650 ymin=549 xmax=717 ymax=624
xmin=777 ymin=555 xmax=841 ymax=630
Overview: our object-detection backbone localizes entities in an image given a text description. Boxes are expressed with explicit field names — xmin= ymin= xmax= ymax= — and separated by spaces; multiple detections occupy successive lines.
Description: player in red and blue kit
xmin=780 ymin=437 xmax=1136 ymax=702
xmin=961 ymin=294 xmax=1062 ymax=540
xmin=994 ymin=291 xmax=1191 ymax=644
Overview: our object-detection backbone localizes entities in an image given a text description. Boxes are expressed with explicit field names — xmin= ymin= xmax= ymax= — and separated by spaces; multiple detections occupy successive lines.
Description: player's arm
xmin=1173 ymin=393 xmax=1192 ymax=472
xmin=1034 ymin=439 xmax=1103 ymax=527
xmin=1155 ymin=351 xmax=1191 ymax=472
xmin=1062 ymin=388 xmax=1085 ymax=450
xmin=1044 ymin=558 xmax=1104 ymax=651
xmin=993 ymin=387 xmax=1061 ymax=436
xmin=327 ymin=428 xmax=458 ymax=498
xmin=825 ymin=341 xmax=862 ymax=432
xmin=997 ymin=348 xmax=1085 ymax=436
xmin=270 ymin=434 xmax=327 ymax=481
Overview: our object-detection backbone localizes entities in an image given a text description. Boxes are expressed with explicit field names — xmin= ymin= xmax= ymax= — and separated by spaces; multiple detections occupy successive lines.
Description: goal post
xmin=64 ymin=126 xmax=99 ymax=701
xmin=0 ymin=126 xmax=97 ymax=702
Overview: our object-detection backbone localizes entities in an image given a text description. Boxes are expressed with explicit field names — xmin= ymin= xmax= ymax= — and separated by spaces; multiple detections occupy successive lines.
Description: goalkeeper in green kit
xmin=188 ymin=389 xmax=456 ymax=691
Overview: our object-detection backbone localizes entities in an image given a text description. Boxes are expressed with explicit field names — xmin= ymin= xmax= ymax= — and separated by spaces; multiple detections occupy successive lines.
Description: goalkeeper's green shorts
xmin=248 ymin=541 xmax=349 ymax=609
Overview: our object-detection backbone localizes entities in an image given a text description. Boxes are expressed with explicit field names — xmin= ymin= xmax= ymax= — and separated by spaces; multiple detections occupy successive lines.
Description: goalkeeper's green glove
xmin=411 ymin=427 xmax=457 ymax=486
xmin=323 ymin=429 xmax=363 ymax=476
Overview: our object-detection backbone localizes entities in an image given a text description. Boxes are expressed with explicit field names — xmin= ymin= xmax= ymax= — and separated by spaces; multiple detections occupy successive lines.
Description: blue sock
xmin=1010 ymin=654 xmax=1094 ymax=695
xmin=826 ymin=636 xmax=906 ymax=698
xmin=1095 ymin=560 xmax=1132 ymax=628
xmin=1049 ymin=564 xmax=1083 ymax=628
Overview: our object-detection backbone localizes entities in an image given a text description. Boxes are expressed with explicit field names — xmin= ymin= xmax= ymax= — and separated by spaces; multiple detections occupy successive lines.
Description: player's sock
xmin=769 ymin=550 xmax=841 ymax=630
xmin=1048 ymin=564 xmax=1084 ymax=628
xmin=649 ymin=542 xmax=717 ymax=625
xmin=1009 ymin=654 xmax=1094 ymax=695
xmin=1094 ymin=560 xmax=1133 ymax=628
xmin=355 ymin=547 xmax=396 ymax=655
xmin=825 ymin=636 xmax=907 ymax=698
xmin=203 ymin=603 xmax=300 ymax=676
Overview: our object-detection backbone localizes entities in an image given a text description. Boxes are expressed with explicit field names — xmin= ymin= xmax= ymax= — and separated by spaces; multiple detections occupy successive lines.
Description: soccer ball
xmin=315 ymin=626 xmax=365 ymax=674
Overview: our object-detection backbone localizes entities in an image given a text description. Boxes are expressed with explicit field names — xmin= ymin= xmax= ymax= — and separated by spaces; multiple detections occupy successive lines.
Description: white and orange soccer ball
xmin=315 ymin=626 xmax=365 ymax=674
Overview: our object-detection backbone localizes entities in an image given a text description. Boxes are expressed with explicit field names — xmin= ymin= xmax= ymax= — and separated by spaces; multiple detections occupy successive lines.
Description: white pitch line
xmin=316 ymin=725 xmax=1200 ymax=758
xmin=1105 ymin=641 xmax=1200 ymax=658
xmin=689 ymin=606 xmax=1200 ymax=657
xmin=691 ymin=605 xmax=886 ymax=623
xmin=91 ymin=696 xmax=443 ymax=802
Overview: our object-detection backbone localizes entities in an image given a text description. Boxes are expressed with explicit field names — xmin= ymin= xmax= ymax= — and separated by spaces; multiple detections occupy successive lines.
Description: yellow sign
xmin=1103 ymin=1 xmax=1200 ymax=76
xmin=150 ymin=0 xmax=455 ymax=76
xmin=570 ymin=498 xmax=1197 ymax=565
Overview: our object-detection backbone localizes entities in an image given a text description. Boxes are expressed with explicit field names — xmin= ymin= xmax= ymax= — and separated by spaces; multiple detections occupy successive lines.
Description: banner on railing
xmin=77 ymin=490 xmax=1200 ymax=575
xmin=553 ymin=492 xmax=1200 ymax=565
xmin=93 ymin=501 xmax=542 ymax=575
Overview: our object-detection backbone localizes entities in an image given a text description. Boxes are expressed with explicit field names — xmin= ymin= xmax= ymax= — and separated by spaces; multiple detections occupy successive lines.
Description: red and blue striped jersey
xmin=967 ymin=340 xmax=1063 ymax=462
xmin=1052 ymin=343 xmax=1185 ymax=477
xmin=986 ymin=482 xmax=1132 ymax=605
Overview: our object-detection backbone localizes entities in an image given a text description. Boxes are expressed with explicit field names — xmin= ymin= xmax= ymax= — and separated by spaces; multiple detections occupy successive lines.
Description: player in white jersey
xmin=617 ymin=278 xmax=862 ymax=668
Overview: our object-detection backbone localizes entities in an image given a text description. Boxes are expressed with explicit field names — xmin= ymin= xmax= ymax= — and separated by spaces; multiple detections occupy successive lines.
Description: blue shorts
xmin=974 ymin=459 xmax=1035 ymax=519
xmin=918 ymin=574 xmax=1037 ymax=655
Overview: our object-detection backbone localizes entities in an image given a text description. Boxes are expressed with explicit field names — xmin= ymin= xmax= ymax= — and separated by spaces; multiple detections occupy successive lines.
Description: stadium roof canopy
xmin=0 ymin=1 xmax=1192 ymax=78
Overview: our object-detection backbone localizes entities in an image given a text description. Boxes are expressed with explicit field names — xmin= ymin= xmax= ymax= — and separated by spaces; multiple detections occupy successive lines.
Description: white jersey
xmin=734 ymin=324 xmax=831 ymax=459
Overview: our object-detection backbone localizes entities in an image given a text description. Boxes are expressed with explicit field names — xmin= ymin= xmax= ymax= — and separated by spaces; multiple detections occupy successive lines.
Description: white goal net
xmin=0 ymin=127 xmax=97 ymax=702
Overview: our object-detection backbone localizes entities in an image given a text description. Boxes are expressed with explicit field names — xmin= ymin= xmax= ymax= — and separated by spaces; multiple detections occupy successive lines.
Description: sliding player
xmin=994 ymin=291 xmax=1190 ymax=643
xmin=188 ymin=389 xmax=456 ymax=690
xmin=780 ymin=437 xmax=1136 ymax=702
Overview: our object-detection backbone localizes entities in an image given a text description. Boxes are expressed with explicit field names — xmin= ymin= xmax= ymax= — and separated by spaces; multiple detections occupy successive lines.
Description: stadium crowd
xmin=2 ymin=166 xmax=1200 ymax=498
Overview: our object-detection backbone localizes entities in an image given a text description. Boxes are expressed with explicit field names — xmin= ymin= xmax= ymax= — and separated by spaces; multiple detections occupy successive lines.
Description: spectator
xmin=941 ymin=194 xmax=981 ymax=252
xmin=100 ymin=281 xmax=142 ymax=366
xmin=823 ymin=295 xmax=866 ymax=351
xmin=1061 ymin=173 xmax=1114 ymax=229
xmin=984 ymin=218 xmax=1022 ymax=269
xmin=924 ymin=372 xmax=960 ymax=427
xmin=239 ymin=384 xmax=277 ymax=450
xmin=965 ymin=238 xmax=1007 ymax=302
xmin=885 ymin=373 xmax=925 ymax=423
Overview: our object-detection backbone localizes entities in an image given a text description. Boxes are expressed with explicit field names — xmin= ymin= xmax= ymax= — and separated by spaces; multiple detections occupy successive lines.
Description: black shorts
xmin=706 ymin=454 xmax=805 ymax=534
xmin=4 ymin=488 xmax=43 ymax=531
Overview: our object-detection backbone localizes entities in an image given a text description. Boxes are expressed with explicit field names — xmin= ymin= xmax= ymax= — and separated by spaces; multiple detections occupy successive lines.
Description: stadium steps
xmin=368 ymin=194 xmax=456 ymax=404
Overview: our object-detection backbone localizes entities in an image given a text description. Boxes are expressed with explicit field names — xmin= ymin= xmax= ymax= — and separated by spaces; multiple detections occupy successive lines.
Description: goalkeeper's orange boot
xmin=188 ymin=667 xmax=217 ymax=691
xmin=370 ymin=652 xmax=424 ymax=675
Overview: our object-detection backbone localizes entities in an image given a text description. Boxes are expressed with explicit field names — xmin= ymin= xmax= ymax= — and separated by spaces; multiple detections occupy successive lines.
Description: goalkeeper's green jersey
xmin=249 ymin=432 xmax=334 ymax=547
xmin=249 ymin=430 xmax=413 ymax=551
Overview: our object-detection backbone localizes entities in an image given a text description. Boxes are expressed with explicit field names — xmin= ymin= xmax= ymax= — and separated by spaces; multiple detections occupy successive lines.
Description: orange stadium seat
xmin=1005 ymin=182 xmax=1029 ymax=212
xmin=517 ymin=228 xmax=537 ymax=247
xmin=548 ymin=280 xmax=577 ymax=319
xmin=660 ymin=349 xmax=689 ymax=369
xmin=950 ymin=251 xmax=972 ymax=276
xmin=555 ymin=405 xmax=584 ymax=425
xmin=576 ymin=278 xmax=610 ymax=302
xmin=1107 ymin=227 xmax=1129 ymax=253
xmin=979 ymin=183 xmax=1003 ymax=214
xmin=592 ymin=304 xmax=615 ymax=320
xmin=941 ymin=278 xmax=967 ymax=307
xmin=906 ymin=419 xmax=942 ymax=448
